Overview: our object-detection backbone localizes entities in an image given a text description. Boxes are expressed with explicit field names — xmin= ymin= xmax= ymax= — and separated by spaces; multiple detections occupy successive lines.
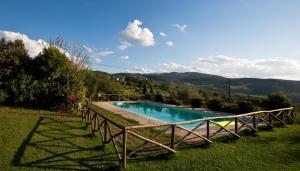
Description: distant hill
xmin=115 ymin=72 xmax=300 ymax=104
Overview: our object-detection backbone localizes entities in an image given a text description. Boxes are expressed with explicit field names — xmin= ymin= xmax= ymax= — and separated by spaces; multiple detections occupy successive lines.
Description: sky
xmin=0 ymin=0 xmax=300 ymax=80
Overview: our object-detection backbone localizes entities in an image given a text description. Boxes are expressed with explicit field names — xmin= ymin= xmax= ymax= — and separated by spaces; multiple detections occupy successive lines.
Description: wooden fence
xmin=78 ymin=104 xmax=295 ymax=168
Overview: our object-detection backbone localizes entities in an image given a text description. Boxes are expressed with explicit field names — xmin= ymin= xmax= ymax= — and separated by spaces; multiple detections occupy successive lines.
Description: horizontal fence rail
xmin=77 ymin=104 xmax=295 ymax=168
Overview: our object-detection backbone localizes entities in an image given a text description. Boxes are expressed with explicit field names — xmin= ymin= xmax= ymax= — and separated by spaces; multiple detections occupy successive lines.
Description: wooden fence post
xmin=171 ymin=124 xmax=175 ymax=149
xmin=268 ymin=112 xmax=272 ymax=126
xmin=291 ymin=110 xmax=294 ymax=119
xmin=234 ymin=118 xmax=238 ymax=134
xmin=253 ymin=114 xmax=256 ymax=129
xmin=206 ymin=120 xmax=210 ymax=140
xmin=123 ymin=129 xmax=127 ymax=168
xmin=104 ymin=119 xmax=108 ymax=144
xmin=280 ymin=111 xmax=284 ymax=122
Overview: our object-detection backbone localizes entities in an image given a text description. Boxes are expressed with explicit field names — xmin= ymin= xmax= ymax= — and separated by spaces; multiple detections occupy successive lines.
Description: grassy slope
xmin=0 ymin=107 xmax=119 ymax=171
xmin=0 ymin=106 xmax=299 ymax=171
xmin=127 ymin=124 xmax=300 ymax=171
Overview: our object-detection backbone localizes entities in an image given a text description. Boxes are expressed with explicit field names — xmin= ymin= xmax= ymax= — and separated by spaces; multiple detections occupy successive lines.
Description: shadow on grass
xmin=12 ymin=117 xmax=121 ymax=171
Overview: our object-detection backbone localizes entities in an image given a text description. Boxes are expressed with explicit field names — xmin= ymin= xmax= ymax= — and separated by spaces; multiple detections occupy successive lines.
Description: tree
xmin=83 ymin=70 xmax=98 ymax=100
xmin=0 ymin=37 xmax=89 ymax=109
xmin=207 ymin=99 xmax=222 ymax=111
xmin=0 ymin=39 xmax=33 ymax=105
xmin=262 ymin=92 xmax=291 ymax=110
xmin=191 ymin=98 xmax=203 ymax=108
xmin=33 ymin=46 xmax=81 ymax=108
xmin=238 ymin=100 xmax=255 ymax=113
xmin=150 ymin=84 xmax=154 ymax=94
xmin=155 ymin=93 xmax=164 ymax=102
xmin=143 ymin=84 xmax=147 ymax=94
xmin=49 ymin=37 xmax=89 ymax=101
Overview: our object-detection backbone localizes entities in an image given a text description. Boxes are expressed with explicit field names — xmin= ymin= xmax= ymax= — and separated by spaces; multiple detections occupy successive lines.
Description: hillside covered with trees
xmin=129 ymin=72 xmax=300 ymax=105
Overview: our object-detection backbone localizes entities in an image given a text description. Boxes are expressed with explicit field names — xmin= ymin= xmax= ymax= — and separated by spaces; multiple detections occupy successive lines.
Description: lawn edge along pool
xmin=112 ymin=101 xmax=232 ymax=128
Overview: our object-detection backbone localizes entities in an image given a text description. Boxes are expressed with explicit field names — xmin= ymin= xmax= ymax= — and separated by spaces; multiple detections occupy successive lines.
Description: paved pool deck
xmin=92 ymin=101 xmax=237 ymax=136
xmin=92 ymin=101 xmax=167 ymax=126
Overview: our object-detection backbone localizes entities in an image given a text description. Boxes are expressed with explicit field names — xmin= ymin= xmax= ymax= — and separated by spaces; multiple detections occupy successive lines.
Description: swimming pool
xmin=112 ymin=101 xmax=230 ymax=128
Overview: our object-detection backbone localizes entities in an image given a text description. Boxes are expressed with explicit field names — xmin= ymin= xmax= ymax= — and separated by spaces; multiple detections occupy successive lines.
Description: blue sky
xmin=0 ymin=0 xmax=300 ymax=80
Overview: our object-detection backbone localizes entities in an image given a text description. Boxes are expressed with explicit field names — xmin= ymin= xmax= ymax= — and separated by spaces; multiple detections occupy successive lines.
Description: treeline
xmin=111 ymin=74 xmax=292 ymax=114
xmin=85 ymin=71 xmax=292 ymax=114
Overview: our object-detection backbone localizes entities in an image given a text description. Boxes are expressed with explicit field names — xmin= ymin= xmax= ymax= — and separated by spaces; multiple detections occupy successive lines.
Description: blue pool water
xmin=113 ymin=101 xmax=230 ymax=128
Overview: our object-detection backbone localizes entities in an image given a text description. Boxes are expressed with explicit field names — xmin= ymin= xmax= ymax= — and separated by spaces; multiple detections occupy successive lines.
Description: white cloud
xmin=129 ymin=55 xmax=300 ymax=80
xmin=94 ymin=50 xmax=114 ymax=57
xmin=93 ymin=57 xmax=102 ymax=64
xmin=127 ymin=66 xmax=153 ymax=74
xmin=0 ymin=30 xmax=48 ymax=57
xmin=160 ymin=32 xmax=167 ymax=37
xmin=117 ymin=41 xmax=132 ymax=50
xmin=83 ymin=45 xmax=93 ymax=53
xmin=84 ymin=46 xmax=114 ymax=64
xmin=192 ymin=55 xmax=300 ymax=80
xmin=172 ymin=24 xmax=188 ymax=32
xmin=120 ymin=19 xmax=155 ymax=46
xmin=120 ymin=55 xmax=129 ymax=60
xmin=165 ymin=41 xmax=174 ymax=46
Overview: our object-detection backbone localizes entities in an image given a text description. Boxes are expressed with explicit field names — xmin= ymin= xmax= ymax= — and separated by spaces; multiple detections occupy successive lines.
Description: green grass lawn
xmin=0 ymin=106 xmax=299 ymax=171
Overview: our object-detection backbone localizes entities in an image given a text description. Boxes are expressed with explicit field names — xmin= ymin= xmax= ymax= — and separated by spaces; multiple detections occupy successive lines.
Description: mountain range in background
xmin=112 ymin=72 xmax=300 ymax=104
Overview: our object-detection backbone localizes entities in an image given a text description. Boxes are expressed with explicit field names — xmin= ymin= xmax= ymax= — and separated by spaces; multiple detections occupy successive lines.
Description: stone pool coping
xmin=92 ymin=101 xmax=233 ymax=127
xmin=92 ymin=101 xmax=238 ymax=138
xmin=92 ymin=101 xmax=168 ymax=126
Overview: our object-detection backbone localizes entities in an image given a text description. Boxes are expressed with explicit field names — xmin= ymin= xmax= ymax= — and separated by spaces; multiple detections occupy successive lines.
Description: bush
xmin=145 ymin=93 xmax=155 ymax=101
xmin=0 ymin=90 xmax=8 ymax=104
xmin=238 ymin=100 xmax=255 ymax=113
xmin=222 ymin=102 xmax=239 ymax=113
xmin=191 ymin=98 xmax=203 ymax=108
xmin=167 ymin=97 xmax=180 ymax=105
xmin=262 ymin=92 xmax=291 ymax=110
xmin=154 ymin=93 xmax=164 ymax=102
xmin=207 ymin=99 xmax=222 ymax=111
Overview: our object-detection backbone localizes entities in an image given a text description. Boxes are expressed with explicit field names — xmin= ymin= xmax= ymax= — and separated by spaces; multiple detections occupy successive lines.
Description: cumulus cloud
xmin=0 ymin=30 xmax=48 ymax=57
xmin=93 ymin=50 xmax=114 ymax=57
xmin=165 ymin=41 xmax=174 ymax=46
xmin=117 ymin=41 xmax=132 ymax=50
xmin=130 ymin=55 xmax=300 ymax=80
xmin=120 ymin=55 xmax=129 ymax=60
xmin=93 ymin=57 xmax=102 ymax=64
xmin=172 ymin=24 xmax=188 ymax=32
xmin=83 ymin=45 xmax=93 ymax=53
xmin=160 ymin=32 xmax=167 ymax=37
xmin=192 ymin=55 xmax=300 ymax=80
xmin=120 ymin=19 xmax=155 ymax=46
xmin=83 ymin=46 xmax=114 ymax=64
xmin=127 ymin=66 xmax=153 ymax=74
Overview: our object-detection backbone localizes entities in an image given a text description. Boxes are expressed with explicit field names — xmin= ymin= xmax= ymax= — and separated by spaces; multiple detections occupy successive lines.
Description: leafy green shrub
xmin=238 ymin=100 xmax=255 ymax=113
xmin=167 ymin=97 xmax=180 ymax=105
xmin=191 ymin=98 xmax=203 ymax=108
xmin=262 ymin=92 xmax=291 ymax=110
xmin=154 ymin=93 xmax=164 ymax=102
xmin=143 ymin=84 xmax=147 ymax=94
xmin=207 ymin=99 xmax=222 ymax=111
xmin=145 ymin=93 xmax=155 ymax=101
xmin=0 ymin=90 xmax=8 ymax=104
xmin=222 ymin=102 xmax=239 ymax=113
